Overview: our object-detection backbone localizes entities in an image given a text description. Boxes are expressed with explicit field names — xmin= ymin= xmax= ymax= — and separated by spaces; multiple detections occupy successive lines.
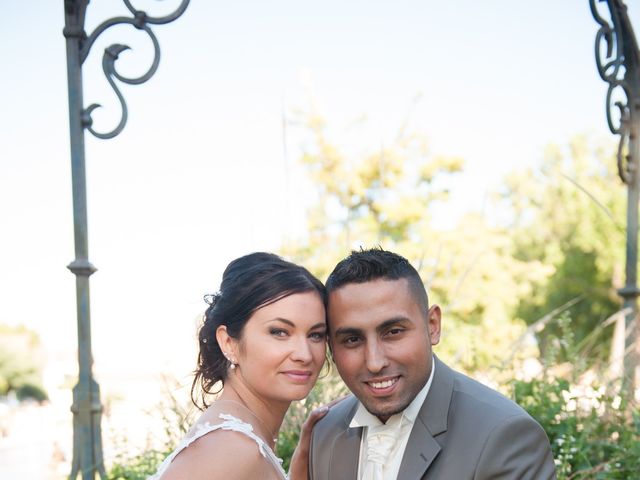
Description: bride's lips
xmin=282 ymin=370 xmax=314 ymax=383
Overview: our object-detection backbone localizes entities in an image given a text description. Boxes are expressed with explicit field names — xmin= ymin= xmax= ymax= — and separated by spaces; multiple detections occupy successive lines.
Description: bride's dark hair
xmin=191 ymin=252 xmax=326 ymax=409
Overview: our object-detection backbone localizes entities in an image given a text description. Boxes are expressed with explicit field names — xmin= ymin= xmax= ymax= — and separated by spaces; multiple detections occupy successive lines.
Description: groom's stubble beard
xmin=364 ymin=400 xmax=411 ymax=423
xmin=360 ymin=372 xmax=429 ymax=423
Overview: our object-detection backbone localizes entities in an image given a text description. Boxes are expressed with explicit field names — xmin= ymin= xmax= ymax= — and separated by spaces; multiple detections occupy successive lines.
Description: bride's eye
xmin=309 ymin=331 xmax=327 ymax=342
xmin=269 ymin=328 xmax=288 ymax=338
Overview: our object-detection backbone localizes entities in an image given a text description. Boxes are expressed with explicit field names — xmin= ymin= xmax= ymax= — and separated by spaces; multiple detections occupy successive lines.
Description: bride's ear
xmin=216 ymin=325 xmax=238 ymax=359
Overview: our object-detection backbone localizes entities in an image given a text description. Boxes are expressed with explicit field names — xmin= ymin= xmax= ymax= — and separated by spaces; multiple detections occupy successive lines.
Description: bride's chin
xmin=288 ymin=388 xmax=315 ymax=402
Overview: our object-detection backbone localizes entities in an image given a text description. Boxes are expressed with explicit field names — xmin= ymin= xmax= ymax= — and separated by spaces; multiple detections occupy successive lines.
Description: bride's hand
xmin=288 ymin=398 xmax=346 ymax=480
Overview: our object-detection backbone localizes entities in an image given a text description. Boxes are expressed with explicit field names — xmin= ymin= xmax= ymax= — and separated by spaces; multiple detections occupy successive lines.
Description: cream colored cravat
xmin=362 ymin=423 xmax=398 ymax=480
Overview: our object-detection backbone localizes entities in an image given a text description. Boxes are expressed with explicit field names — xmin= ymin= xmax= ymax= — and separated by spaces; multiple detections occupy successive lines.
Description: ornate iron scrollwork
xmin=590 ymin=0 xmax=640 ymax=184
xmin=80 ymin=0 xmax=190 ymax=139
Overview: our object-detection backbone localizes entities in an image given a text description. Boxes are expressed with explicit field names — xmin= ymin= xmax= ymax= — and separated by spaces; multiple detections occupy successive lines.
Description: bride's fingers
xmin=299 ymin=406 xmax=329 ymax=437
xmin=299 ymin=396 xmax=349 ymax=446
xmin=301 ymin=395 xmax=347 ymax=432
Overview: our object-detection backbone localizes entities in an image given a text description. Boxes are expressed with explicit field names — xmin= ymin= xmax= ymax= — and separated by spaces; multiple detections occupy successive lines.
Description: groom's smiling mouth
xmin=365 ymin=376 xmax=400 ymax=393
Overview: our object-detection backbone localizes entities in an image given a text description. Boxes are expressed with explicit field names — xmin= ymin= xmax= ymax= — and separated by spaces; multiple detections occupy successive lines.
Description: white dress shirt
xmin=349 ymin=359 xmax=435 ymax=480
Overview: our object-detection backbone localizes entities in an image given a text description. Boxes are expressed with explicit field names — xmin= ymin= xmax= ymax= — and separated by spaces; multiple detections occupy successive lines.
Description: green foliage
xmin=108 ymin=449 xmax=168 ymax=480
xmin=504 ymin=136 xmax=625 ymax=362
xmin=515 ymin=378 xmax=640 ymax=479
xmin=509 ymin=315 xmax=639 ymax=479
xmin=284 ymin=106 xmax=463 ymax=279
xmin=0 ymin=323 xmax=47 ymax=400
xmin=283 ymin=107 xmax=549 ymax=372
xmin=15 ymin=382 xmax=48 ymax=402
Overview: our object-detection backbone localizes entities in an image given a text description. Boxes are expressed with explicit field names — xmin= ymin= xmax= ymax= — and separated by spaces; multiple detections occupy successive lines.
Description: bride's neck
xmin=217 ymin=380 xmax=289 ymax=444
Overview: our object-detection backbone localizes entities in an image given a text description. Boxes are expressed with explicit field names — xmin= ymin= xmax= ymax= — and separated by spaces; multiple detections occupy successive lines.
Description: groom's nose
xmin=364 ymin=339 xmax=389 ymax=373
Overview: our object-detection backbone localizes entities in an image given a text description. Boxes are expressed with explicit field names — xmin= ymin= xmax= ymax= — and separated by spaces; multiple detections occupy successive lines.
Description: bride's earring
xmin=224 ymin=353 xmax=237 ymax=370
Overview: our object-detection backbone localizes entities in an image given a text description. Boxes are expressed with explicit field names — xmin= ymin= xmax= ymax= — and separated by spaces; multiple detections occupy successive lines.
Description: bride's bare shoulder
xmin=159 ymin=428 xmax=271 ymax=480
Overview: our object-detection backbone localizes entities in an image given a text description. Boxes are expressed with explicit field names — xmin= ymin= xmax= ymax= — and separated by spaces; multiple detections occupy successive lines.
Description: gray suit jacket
xmin=309 ymin=356 xmax=556 ymax=480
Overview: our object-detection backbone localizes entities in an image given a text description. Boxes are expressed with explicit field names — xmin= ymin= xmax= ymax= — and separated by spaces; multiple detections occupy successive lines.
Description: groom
xmin=309 ymin=248 xmax=556 ymax=480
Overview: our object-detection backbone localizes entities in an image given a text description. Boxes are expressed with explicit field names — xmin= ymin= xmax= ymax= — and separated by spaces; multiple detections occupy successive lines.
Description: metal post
xmin=591 ymin=0 xmax=640 ymax=397
xmin=62 ymin=1 xmax=190 ymax=478
xmin=620 ymin=109 xmax=640 ymax=396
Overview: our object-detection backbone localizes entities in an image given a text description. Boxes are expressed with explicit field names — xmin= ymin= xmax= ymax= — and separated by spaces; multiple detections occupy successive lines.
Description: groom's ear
xmin=427 ymin=305 xmax=442 ymax=346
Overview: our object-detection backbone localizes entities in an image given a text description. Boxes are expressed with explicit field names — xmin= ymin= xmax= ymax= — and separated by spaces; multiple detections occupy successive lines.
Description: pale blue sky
xmin=0 ymin=1 xmax=634 ymax=376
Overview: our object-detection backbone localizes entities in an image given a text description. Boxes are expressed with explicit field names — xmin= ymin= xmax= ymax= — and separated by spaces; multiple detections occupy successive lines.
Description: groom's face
xmin=328 ymin=278 xmax=441 ymax=422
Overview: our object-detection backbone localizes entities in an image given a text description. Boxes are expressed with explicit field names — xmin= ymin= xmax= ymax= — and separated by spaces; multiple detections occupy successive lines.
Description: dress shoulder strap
xmin=147 ymin=413 xmax=288 ymax=480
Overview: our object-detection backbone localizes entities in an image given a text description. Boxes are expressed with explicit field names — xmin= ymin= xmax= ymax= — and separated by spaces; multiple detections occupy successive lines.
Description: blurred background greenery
xmin=0 ymin=325 xmax=48 ymax=403
xmin=104 ymin=114 xmax=637 ymax=479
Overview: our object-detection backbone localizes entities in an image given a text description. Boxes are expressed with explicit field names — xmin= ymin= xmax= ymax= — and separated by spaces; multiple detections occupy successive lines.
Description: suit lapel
xmin=397 ymin=420 xmax=441 ymax=480
xmin=328 ymin=397 xmax=362 ymax=480
xmin=329 ymin=425 xmax=362 ymax=479
xmin=397 ymin=356 xmax=455 ymax=480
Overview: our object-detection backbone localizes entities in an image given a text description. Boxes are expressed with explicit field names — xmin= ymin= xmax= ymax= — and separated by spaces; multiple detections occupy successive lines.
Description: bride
xmin=150 ymin=252 xmax=330 ymax=480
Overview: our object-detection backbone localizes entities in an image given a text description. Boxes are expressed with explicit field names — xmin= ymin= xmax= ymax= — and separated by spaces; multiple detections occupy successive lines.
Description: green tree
xmin=282 ymin=107 xmax=547 ymax=372
xmin=283 ymin=107 xmax=463 ymax=279
xmin=503 ymin=135 xmax=626 ymax=361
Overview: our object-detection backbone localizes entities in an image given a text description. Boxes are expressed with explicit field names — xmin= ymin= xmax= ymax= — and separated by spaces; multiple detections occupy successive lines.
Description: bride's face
xmin=232 ymin=291 xmax=327 ymax=403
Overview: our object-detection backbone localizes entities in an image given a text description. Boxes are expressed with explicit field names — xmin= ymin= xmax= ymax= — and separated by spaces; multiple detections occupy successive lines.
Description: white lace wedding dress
xmin=148 ymin=413 xmax=288 ymax=480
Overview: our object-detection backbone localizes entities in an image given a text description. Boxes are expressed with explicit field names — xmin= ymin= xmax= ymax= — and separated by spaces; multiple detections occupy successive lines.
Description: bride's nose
xmin=289 ymin=335 xmax=313 ymax=363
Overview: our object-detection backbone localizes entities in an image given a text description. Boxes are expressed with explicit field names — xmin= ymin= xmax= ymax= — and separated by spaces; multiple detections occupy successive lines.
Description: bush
xmin=513 ymin=374 xmax=639 ymax=479
xmin=15 ymin=382 xmax=48 ymax=403
xmin=0 ymin=324 xmax=46 ymax=398
xmin=510 ymin=314 xmax=640 ymax=479
xmin=108 ymin=449 xmax=169 ymax=480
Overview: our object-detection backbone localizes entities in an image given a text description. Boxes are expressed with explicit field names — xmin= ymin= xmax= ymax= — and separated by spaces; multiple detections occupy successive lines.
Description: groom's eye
xmin=341 ymin=335 xmax=362 ymax=347
xmin=384 ymin=327 xmax=404 ymax=337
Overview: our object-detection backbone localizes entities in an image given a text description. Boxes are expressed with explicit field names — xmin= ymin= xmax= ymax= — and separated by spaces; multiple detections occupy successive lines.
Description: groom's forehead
xmin=327 ymin=279 xmax=417 ymax=326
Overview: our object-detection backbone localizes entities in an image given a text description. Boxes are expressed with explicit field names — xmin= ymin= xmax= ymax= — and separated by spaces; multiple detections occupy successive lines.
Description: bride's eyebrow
xmin=268 ymin=318 xmax=295 ymax=327
xmin=266 ymin=318 xmax=326 ymax=331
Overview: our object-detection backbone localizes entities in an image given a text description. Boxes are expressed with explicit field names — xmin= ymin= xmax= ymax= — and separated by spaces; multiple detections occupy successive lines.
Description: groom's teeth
xmin=370 ymin=379 xmax=396 ymax=389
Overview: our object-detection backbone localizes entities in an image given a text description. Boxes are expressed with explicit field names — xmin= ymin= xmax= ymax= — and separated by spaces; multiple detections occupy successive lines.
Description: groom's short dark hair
xmin=326 ymin=247 xmax=429 ymax=314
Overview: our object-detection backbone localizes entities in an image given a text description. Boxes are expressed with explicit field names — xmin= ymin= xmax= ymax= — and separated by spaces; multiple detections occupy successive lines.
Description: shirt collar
xmin=349 ymin=356 xmax=436 ymax=429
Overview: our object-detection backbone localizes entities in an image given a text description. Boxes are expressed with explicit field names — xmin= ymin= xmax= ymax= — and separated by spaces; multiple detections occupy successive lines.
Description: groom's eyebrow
xmin=333 ymin=318 xmax=410 ymax=337
xmin=333 ymin=327 xmax=363 ymax=337
xmin=376 ymin=317 xmax=410 ymax=332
